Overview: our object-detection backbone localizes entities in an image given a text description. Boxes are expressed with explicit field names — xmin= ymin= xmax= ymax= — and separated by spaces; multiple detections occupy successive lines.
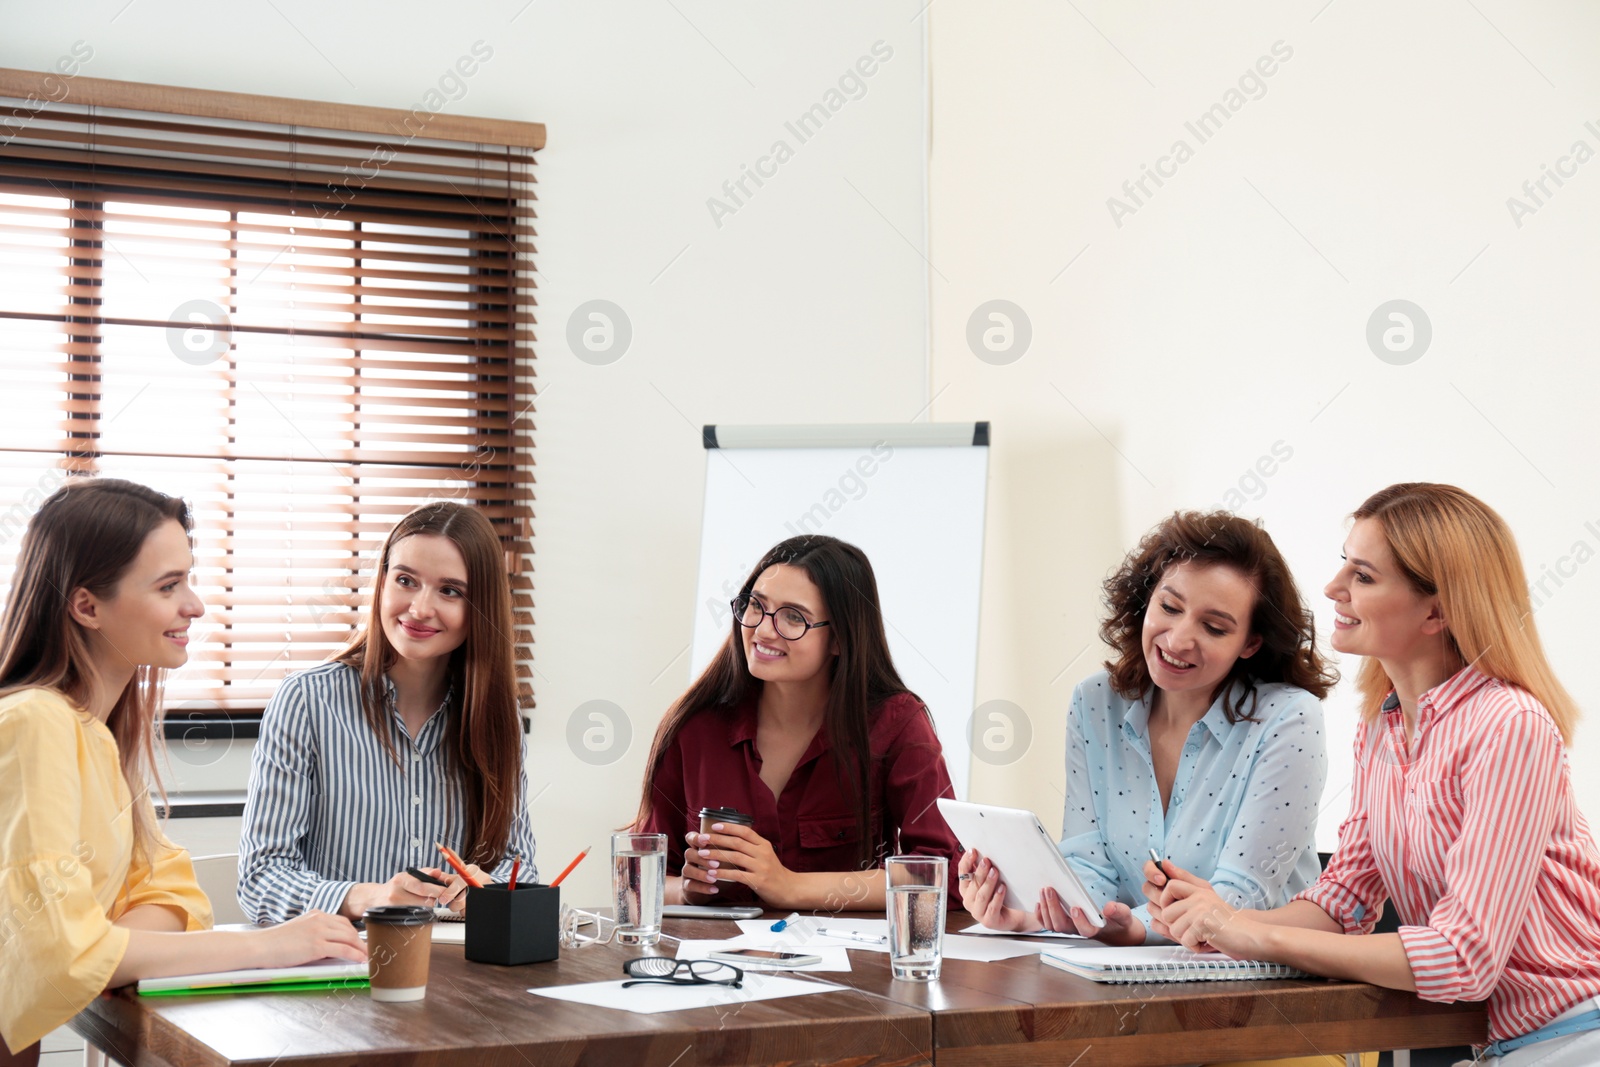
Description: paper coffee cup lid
xmin=364 ymin=905 xmax=435 ymax=926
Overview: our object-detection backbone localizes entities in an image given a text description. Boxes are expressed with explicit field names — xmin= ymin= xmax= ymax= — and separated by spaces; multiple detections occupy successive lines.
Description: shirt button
xmin=413 ymin=752 xmax=421 ymax=762
xmin=412 ymin=837 xmax=422 ymax=848
xmin=413 ymin=795 xmax=423 ymax=805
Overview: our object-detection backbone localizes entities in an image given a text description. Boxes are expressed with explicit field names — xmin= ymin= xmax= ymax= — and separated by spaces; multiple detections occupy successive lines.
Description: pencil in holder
xmin=464 ymin=883 xmax=560 ymax=966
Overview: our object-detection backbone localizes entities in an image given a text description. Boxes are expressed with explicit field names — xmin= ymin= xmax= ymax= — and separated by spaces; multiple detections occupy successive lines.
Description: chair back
xmin=189 ymin=852 xmax=248 ymax=925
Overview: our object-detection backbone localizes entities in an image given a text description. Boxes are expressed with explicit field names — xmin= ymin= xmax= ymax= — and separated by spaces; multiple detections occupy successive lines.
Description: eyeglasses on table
xmin=622 ymin=956 xmax=743 ymax=988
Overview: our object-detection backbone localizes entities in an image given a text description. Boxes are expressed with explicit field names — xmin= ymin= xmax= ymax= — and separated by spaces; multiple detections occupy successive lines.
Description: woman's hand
xmin=1140 ymin=856 xmax=1182 ymax=933
xmin=437 ymin=864 xmax=490 ymax=913
xmin=340 ymin=870 xmax=444 ymax=919
xmin=1036 ymin=889 xmax=1146 ymax=945
xmin=957 ymin=848 xmax=1036 ymax=932
xmin=680 ymin=831 xmax=721 ymax=900
xmin=1141 ymin=859 xmax=1260 ymax=955
xmin=251 ymin=910 xmax=366 ymax=966
xmin=1152 ymin=876 xmax=1260 ymax=959
xmin=683 ymin=822 xmax=799 ymax=907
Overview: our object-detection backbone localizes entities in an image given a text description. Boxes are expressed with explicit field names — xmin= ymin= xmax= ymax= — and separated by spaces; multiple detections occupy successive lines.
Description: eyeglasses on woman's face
xmin=622 ymin=956 xmax=743 ymax=988
xmin=730 ymin=594 xmax=830 ymax=641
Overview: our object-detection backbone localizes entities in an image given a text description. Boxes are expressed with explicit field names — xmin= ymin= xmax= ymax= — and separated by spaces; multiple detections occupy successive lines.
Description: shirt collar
xmin=1124 ymin=679 xmax=1245 ymax=745
xmin=729 ymin=695 xmax=759 ymax=747
xmin=1382 ymin=665 xmax=1492 ymax=721
xmin=382 ymin=674 xmax=454 ymax=727
xmin=727 ymin=691 xmax=832 ymax=762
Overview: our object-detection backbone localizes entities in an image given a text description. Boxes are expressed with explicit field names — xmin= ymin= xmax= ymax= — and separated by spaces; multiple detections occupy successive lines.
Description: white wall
xmin=8 ymin=0 xmax=1599 ymax=910
xmin=931 ymin=0 xmax=1600 ymax=848
xmin=0 ymin=0 xmax=932 ymax=908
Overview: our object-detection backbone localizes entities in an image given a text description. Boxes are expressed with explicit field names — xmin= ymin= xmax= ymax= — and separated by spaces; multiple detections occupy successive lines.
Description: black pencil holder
xmin=464 ymin=883 xmax=559 ymax=966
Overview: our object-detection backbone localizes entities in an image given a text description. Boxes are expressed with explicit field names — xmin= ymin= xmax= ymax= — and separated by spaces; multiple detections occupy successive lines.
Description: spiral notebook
xmin=1041 ymin=944 xmax=1308 ymax=983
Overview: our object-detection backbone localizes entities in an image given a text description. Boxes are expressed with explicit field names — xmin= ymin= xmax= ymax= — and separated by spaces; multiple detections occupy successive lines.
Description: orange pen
xmin=549 ymin=846 xmax=591 ymax=887
xmin=435 ymin=842 xmax=484 ymax=888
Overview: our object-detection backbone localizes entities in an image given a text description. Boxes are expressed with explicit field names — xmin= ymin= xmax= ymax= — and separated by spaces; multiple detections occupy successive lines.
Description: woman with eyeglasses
xmin=636 ymin=534 xmax=960 ymax=911
xmin=1146 ymin=486 xmax=1600 ymax=1067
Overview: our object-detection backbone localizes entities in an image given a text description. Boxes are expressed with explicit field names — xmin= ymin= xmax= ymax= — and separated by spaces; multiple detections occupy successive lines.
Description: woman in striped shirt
xmin=239 ymin=503 xmax=536 ymax=923
xmin=1148 ymin=483 xmax=1600 ymax=1067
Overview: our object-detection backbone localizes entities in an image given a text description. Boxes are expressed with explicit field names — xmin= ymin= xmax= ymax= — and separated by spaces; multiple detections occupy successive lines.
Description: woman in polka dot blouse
xmin=960 ymin=510 xmax=1334 ymax=948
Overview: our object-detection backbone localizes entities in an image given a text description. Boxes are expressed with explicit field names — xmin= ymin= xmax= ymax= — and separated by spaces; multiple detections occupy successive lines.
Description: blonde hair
xmin=1352 ymin=483 xmax=1580 ymax=743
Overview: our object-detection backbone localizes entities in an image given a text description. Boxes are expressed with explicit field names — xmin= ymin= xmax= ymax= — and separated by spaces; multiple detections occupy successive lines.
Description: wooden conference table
xmin=71 ymin=913 xmax=1487 ymax=1067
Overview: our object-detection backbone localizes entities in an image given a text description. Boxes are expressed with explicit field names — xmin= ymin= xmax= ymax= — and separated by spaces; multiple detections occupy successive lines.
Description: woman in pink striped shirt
xmin=1145 ymin=483 xmax=1600 ymax=1067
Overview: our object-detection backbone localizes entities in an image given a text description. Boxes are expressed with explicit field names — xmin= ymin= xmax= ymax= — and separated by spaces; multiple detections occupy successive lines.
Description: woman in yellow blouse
xmin=0 ymin=479 xmax=364 ymax=1066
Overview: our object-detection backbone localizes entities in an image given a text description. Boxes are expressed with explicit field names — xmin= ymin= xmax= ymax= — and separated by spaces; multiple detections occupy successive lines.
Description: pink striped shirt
xmin=1296 ymin=667 xmax=1600 ymax=1043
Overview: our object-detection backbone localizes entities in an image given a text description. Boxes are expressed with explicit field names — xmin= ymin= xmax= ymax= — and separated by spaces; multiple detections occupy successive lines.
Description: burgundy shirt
xmin=640 ymin=691 xmax=961 ymax=904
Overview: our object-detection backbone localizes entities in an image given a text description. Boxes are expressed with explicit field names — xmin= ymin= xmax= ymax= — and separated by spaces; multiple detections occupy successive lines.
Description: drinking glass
xmin=885 ymin=854 xmax=946 ymax=981
xmin=611 ymin=832 xmax=667 ymax=946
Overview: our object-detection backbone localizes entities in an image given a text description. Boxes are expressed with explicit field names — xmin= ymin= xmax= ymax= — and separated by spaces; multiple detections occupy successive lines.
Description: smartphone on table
xmin=707 ymin=948 xmax=823 ymax=968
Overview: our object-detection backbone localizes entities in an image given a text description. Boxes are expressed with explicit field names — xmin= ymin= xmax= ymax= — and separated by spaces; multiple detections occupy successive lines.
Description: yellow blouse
xmin=0 ymin=688 xmax=212 ymax=1053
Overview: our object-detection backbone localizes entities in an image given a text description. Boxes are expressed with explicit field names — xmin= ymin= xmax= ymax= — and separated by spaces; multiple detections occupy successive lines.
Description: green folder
xmin=139 ymin=977 xmax=369 ymax=997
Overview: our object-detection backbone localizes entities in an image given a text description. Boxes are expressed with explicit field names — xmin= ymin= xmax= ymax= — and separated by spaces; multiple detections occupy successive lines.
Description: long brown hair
xmin=634 ymin=535 xmax=917 ymax=865
xmin=334 ymin=502 xmax=522 ymax=867
xmin=1101 ymin=510 xmax=1336 ymax=721
xmin=0 ymin=477 xmax=190 ymax=859
xmin=1350 ymin=483 xmax=1580 ymax=742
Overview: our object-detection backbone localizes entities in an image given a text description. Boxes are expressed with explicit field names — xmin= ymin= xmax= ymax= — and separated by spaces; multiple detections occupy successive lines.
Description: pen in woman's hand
xmin=1148 ymin=848 xmax=1171 ymax=880
xmin=406 ymin=866 xmax=448 ymax=888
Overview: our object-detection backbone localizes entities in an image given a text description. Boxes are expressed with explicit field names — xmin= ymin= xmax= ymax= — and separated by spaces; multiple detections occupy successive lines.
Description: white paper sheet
xmin=735 ymin=916 xmax=889 ymax=951
xmin=528 ymin=972 xmax=839 ymax=1014
xmin=675 ymin=937 xmax=852 ymax=972
xmin=959 ymin=923 xmax=1086 ymax=941
xmin=735 ymin=916 xmax=1049 ymax=962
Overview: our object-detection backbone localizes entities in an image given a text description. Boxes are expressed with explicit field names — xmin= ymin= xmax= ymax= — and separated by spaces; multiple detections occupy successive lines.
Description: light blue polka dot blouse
xmin=1060 ymin=669 xmax=1328 ymax=942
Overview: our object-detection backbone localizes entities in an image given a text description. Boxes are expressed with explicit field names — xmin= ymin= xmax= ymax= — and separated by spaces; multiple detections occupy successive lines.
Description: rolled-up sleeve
xmin=238 ymin=676 xmax=350 ymax=922
xmin=118 ymin=816 xmax=212 ymax=932
xmin=879 ymin=702 xmax=960 ymax=902
xmin=485 ymin=735 xmax=539 ymax=884
xmin=0 ymin=701 xmax=130 ymax=1054
xmin=1059 ymin=686 xmax=1126 ymax=914
xmin=1400 ymin=711 xmax=1563 ymax=1003
xmin=1209 ymin=693 xmax=1328 ymax=913
xmin=1295 ymin=722 xmax=1387 ymax=935
xmin=638 ymin=730 xmax=691 ymax=877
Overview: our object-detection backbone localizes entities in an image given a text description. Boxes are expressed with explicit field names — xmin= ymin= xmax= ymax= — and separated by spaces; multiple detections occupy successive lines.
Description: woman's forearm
xmin=107 ymin=928 xmax=266 ymax=988
xmin=777 ymin=869 xmax=887 ymax=912
xmin=672 ymin=869 xmax=890 ymax=911
xmin=1247 ymin=899 xmax=1343 ymax=932
xmin=1257 ymin=926 xmax=1417 ymax=992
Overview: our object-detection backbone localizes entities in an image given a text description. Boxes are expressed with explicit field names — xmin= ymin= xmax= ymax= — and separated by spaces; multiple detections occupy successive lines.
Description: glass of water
xmin=885 ymin=854 xmax=947 ymax=981
xmin=611 ymin=832 xmax=667 ymax=946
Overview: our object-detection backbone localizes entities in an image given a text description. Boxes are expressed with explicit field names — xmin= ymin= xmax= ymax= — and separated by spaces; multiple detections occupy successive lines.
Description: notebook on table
xmin=137 ymin=959 xmax=369 ymax=996
xmin=1041 ymin=944 xmax=1308 ymax=983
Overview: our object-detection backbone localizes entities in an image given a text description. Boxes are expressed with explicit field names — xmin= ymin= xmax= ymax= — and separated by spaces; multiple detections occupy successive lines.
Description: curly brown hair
xmin=1099 ymin=510 xmax=1336 ymax=722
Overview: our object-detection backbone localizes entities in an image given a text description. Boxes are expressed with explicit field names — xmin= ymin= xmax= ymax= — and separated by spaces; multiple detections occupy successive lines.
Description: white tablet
xmin=937 ymin=798 xmax=1106 ymax=928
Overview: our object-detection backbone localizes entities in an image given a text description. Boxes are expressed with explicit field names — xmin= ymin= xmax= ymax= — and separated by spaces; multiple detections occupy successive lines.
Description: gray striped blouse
xmin=238 ymin=661 xmax=538 ymax=923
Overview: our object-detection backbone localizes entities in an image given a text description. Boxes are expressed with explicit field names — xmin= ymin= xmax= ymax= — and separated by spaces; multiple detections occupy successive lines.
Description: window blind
xmin=0 ymin=68 xmax=540 ymax=713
